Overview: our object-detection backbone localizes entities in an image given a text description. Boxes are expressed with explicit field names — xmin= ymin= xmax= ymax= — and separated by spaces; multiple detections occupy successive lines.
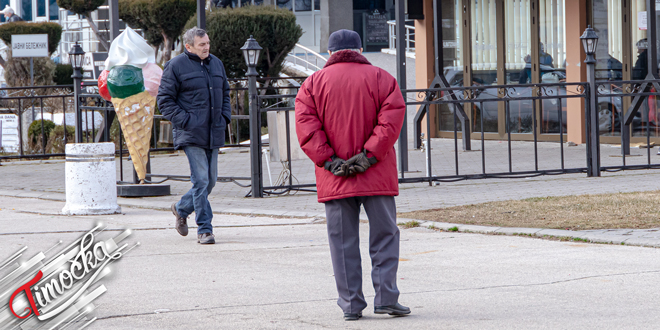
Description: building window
xmin=49 ymin=0 xmax=58 ymax=20
xmin=277 ymin=0 xmax=292 ymax=10
xmin=37 ymin=0 xmax=46 ymax=17
xmin=21 ymin=0 xmax=32 ymax=21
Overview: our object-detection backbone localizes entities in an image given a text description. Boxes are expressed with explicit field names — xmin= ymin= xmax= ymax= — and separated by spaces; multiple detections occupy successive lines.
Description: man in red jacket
xmin=295 ymin=29 xmax=409 ymax=321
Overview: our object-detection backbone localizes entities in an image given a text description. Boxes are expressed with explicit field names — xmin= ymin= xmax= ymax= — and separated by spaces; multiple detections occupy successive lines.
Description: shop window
xmin=505 ymin=0 xmax=534 ymax=133
xmin=438 ymin=0 xmax=463 ymax=132
xmin=592 ymin=0 xmax=624 ymax=137
xmin=538 ymin=0 xmax=567 ymax=134
xmin=631 ymin=0 xmax=660 ymax=137
xmin=469 ymin=0 xmax=499 ymax=133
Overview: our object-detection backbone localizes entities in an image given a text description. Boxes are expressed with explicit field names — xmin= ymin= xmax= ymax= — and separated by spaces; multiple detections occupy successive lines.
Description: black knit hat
xmin=328 ymin=29 xmax=362 ymax=51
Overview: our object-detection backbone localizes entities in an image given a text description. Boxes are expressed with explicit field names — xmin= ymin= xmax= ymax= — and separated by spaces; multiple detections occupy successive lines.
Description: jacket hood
xmin=324 ymin=50 xmax=371 ymax=68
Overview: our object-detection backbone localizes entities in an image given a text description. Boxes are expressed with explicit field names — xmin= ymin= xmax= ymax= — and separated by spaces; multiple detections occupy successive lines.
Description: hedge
xmin=186 ymin=6 xmax=302 ymax=78
xmin=54 ymin=64 xmax=73 ymax=85
xmin=0 ymin=22 xmax=63 ymax=55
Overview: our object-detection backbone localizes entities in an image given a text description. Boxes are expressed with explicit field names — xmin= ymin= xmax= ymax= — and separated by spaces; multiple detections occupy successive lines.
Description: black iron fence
xmin=5 ymin=76 xmax=660 ymax=197
xmin=404 ymin=81 xmax=591 ymax=184
xmin=0 ymin=85 xmax=74 ymax=161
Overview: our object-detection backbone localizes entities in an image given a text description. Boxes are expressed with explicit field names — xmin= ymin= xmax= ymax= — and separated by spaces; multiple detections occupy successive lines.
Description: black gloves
xmin=324 ymin=151 xmax=377 ymax=177
xmin=345 ymin=150 xmax=378 ymax=175
xmin=324 ymin=155 xmax=348 ymax=176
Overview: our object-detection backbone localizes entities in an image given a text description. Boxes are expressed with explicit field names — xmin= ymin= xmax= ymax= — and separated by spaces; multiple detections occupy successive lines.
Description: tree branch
xmin=85 ymin=14 xmax=110 ymax=50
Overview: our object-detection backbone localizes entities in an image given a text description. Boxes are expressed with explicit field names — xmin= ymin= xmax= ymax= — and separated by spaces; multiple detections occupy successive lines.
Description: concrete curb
xmin=405 ymin=219 xmax=660 ymax=248
xmin=2 ymin=190 xmax=660 ymax=248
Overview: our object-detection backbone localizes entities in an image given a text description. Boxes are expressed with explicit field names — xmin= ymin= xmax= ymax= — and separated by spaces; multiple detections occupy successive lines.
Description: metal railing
xmin=284 ymin=44 xmax=327 ymax=74
xmin=0 ymin=85 xmax=74 ymax=161
xmin=596 ymin=79 xmax=660 ymax=171
xmin=8 ymin=73 xmax=660 ymax=197
xmin=387 ymin=20 xmax=415 ymax=53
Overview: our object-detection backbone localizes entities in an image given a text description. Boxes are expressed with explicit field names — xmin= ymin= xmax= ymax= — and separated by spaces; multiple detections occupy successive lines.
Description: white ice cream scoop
xmin=104 ymin=27 xmax=155 ymax=70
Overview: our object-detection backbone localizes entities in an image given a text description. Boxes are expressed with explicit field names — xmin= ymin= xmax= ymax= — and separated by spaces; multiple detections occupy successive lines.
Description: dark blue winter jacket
xmin=157 ymin=50 xmax=231 ymax=150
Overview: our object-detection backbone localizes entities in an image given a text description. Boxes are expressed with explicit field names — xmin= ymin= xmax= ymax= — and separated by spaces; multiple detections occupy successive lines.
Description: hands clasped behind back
xmin=324 ymin=150 xmax=378 ymax=177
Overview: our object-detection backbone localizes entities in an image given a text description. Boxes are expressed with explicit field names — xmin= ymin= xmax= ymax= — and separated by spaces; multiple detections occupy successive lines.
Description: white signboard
xmin=639 ymin=11 xmax=648 ymax=30
xmin=0 ymin=114 xmax=19 ymax=152
xmin=11 ymin=34 xmax=48 ymax=58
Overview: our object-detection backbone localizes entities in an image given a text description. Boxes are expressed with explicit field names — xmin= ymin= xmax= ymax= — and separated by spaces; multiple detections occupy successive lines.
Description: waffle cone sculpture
xmin=99 ymin=27 xmax=162 ymax=184
xmin=112 ymin=91 xmax=155 ymax=183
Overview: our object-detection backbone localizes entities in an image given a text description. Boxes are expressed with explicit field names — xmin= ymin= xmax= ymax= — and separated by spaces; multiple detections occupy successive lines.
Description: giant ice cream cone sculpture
xmin=98 ymin=27 xmax=163 ymax=183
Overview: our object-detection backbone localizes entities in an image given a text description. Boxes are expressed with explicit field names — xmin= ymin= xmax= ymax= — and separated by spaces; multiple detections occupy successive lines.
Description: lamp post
xmin=69 ymin=42 xmax=85 ymax=143
xmin=580 ymin=26 xmax=600 ymax=177
xmin=241 ymin=36 xmax=263 ymax=198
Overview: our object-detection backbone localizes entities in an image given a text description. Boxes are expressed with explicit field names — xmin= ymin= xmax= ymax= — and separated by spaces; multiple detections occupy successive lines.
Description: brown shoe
xmin=171 ymin=203 xmax=188 ymax=236
xmin=198 ymin=233 xmax=215 ymax=244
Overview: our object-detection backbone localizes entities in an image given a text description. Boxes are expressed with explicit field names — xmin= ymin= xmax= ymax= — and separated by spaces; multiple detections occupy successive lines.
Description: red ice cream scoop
xmin=98 ymin=70 xmax=111 ymax=101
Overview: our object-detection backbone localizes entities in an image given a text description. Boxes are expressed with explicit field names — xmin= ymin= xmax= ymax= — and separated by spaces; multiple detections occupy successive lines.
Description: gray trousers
xmin=324 ymin=195 xmax=400 ymax=314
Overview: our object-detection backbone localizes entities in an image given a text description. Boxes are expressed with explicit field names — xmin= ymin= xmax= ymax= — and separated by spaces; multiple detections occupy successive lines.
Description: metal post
xmin=248 ymin=73 xmax=262 ymax=197
xmin=108 ymin=0 xmax=120 ymax=42
xmin=30 ymin=58 xmax=35 ymax=122
xmin=395 ymin=0 xmax=408 ymax=173
xmin=72 ymin=67 xmax=83 ymax=143
xmin=197 ymin=0 xmax=206 ymax=30
xmin=586 ymin=54 xmax=600 ymax=177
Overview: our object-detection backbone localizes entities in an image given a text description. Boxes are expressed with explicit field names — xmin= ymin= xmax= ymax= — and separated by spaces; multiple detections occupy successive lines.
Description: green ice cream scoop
xmin=107 ymin=65 xmax=145 ymax=99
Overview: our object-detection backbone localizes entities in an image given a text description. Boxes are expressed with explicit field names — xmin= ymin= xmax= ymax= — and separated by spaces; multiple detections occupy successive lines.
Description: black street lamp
xmin=580 ymin=25 xmax=599 ymax=64
xmin=69 ymin=42 xmax=85 ymax=143
xmin=242 ymin=36 xmax=263 ymax=197
xmin=68 ymin=42 xmax=85 ymax=70
xmin=581 ymin=26 xmax=600 ymax=177
xmin=241 ymin=35 xmax=262 ymax=76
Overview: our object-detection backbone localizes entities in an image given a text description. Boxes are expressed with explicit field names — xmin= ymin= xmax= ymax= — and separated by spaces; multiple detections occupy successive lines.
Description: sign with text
xmin=11 ymin=34 xmax=49 ymax=58
xmin=363 ymin=12 xmax=389 ymax=48
xmin=82 ymin=52 xmax=108 ymax=80
xmin=0 ymin=113 xmax=19 ymax=152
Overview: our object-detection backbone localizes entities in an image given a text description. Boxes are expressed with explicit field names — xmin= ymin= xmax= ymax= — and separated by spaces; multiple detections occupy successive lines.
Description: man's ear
xmin=360 ymin=48 xmax=363 ymax=54
xmin=328 ymin=50 xmax=333 ymax=56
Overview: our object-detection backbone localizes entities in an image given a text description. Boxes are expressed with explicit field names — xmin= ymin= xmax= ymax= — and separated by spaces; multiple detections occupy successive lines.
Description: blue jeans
xmin=176 ymin=146 xmax=218 ymax=234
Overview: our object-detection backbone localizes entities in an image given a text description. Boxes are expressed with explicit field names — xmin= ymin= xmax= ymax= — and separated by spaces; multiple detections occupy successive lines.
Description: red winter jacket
xmin=295 ymin=51 xmax=405 ymax=203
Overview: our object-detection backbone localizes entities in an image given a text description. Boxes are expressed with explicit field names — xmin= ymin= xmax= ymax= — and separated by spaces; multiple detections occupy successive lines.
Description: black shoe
xmin=374 ymin=303 xmax=411 ymax=316
xmin=171 ymin=203 xmax=188 ymax=236
xmin=198 ymin=233 xmax=215 ymax=244
xmin=343 ymin=311 xmax=362 ymax=321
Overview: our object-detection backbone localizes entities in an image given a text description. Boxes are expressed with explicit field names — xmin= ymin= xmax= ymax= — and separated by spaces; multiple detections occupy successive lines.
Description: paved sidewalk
xmin=1 ymin=195 xmax=660 ymax=329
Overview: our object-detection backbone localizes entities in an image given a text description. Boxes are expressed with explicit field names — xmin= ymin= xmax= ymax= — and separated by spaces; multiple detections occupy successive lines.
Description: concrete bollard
xmin=62 ymin=143 xmax=122 ymax=215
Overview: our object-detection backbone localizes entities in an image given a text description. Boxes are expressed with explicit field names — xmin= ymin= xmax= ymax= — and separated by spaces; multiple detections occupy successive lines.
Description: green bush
xmin=186 ymin=6 xmax=302 ymax=78
xmin=28 ymin=120 xmax=56 ymax=142
xmin=27 ymin=119 xmax=56 ymax=153
xmin=54 ymin=64 xmax=73 ymax=85
xmin=0 ymin=22 xmax=63 ymax=55
xmin=57 ymin=0 xmax=105 ymax=15
xmin=119 ymin=0 xmax=196 ymax=63
xmin=46 ymin=125 xmax=75 ymax=153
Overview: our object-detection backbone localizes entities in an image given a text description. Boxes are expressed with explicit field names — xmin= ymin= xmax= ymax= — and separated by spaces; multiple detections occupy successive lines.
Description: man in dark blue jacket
xmin=157 ymin=27 xmax=231 ymax=245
